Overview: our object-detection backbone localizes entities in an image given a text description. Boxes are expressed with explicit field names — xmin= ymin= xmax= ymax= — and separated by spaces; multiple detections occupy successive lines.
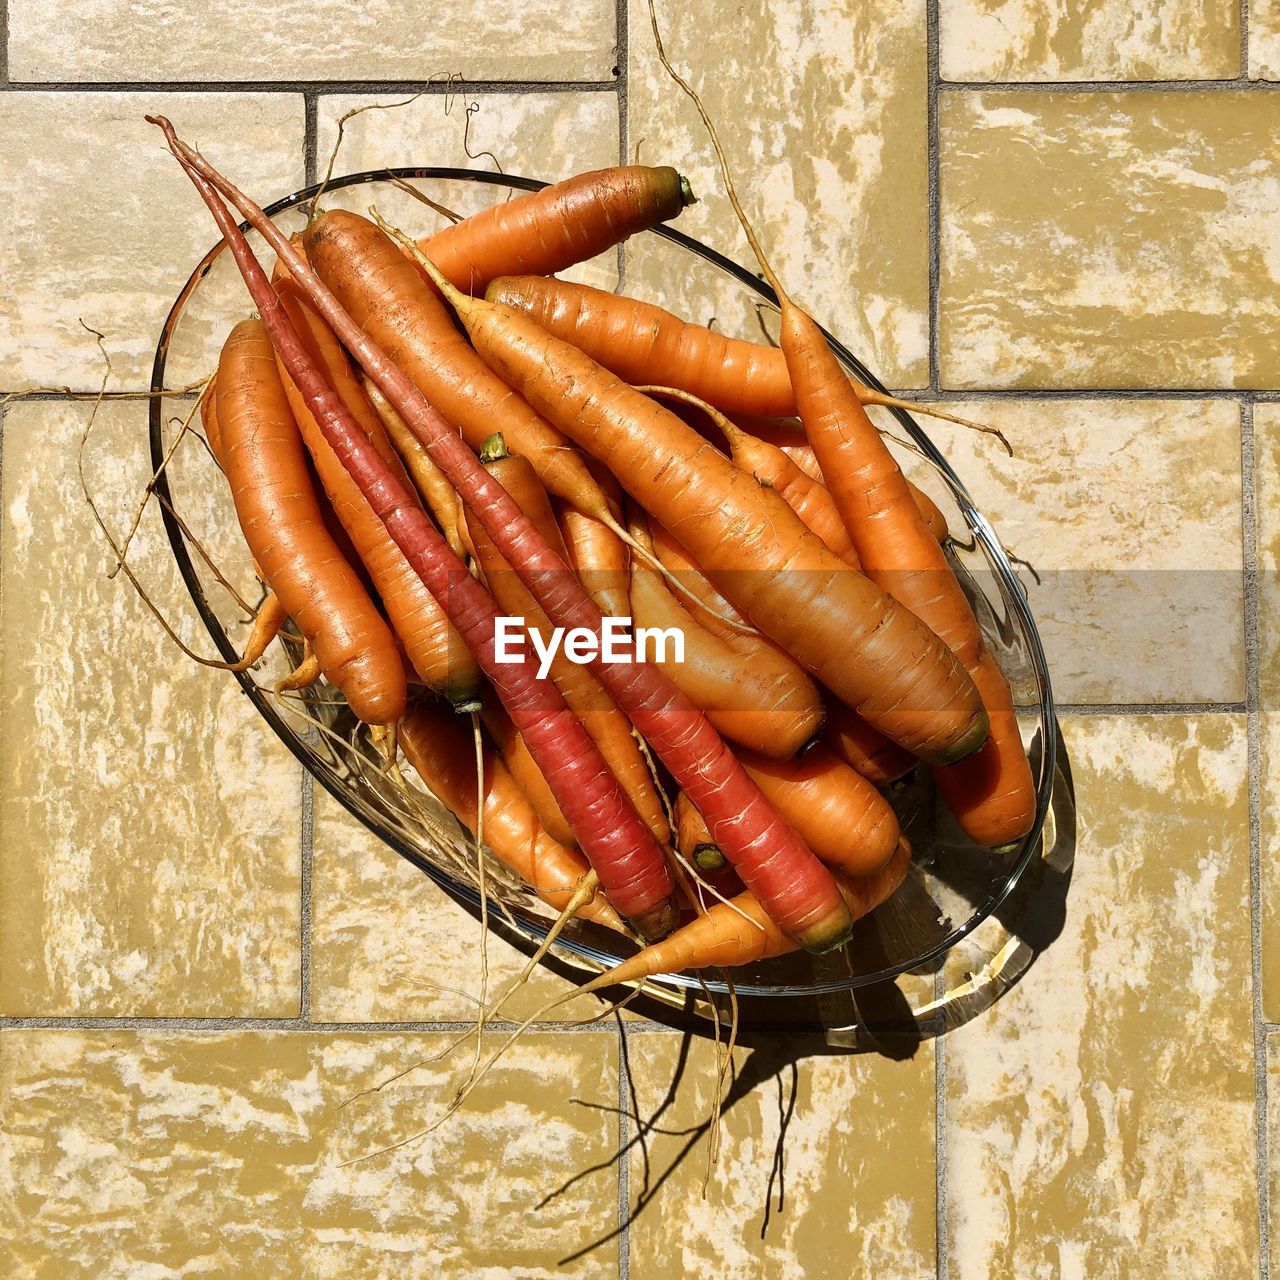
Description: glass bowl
xmin=149 ymin=168 xmax=1057 ymax=1010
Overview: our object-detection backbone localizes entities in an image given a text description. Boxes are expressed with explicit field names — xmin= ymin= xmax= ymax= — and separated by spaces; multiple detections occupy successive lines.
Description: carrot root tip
xmin=678 ymin=174 xmax=697 ymax=207
xmin=793 ymin=914 xmax=856 ymax=955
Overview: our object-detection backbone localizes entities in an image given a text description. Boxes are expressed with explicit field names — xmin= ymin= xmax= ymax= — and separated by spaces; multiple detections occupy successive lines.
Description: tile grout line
xmin=0 ymin=1015 xmax=636 ymax=1033
xmin=938 ymin=77 xmax=1278 ymax=92
xmin=303 ymin=91 xmax=319 ymax=187
xmin=926 ymin=0 xmax=941 ymax=395
xmin=0 ymin=0 xmax=8 ymax=88
xmin=1244 ymin=394 xmax=1271 ymax=1279
xmin=1243 ymin=0 xmax=1253 ymax=80
xmin=299 ymin=767 xmax=314 ymax=1022
xmin=0 ymin=78 xmax=623 ymax=94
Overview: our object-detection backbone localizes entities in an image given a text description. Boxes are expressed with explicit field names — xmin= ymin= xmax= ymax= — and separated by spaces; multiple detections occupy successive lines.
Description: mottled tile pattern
xmin=914 ymin=397 xmax=1244 ymax=704
xmin=1253 ymin=1 xmax=1280 ymax=79
xmin=0 ymin=1029 xmax=620 ymax=1277
xmin=940 ymin=92 xmax=1280 ymax=389
xmin=940 ymin=0 xmax=1240 ymax=81
xmin=1 ymin=401 xmax=302 ymax=1016
xmin=0 ymin=93 xmax=304 ymax=392
xmin=310 ymin=790 xmax=590 ymax=1023
xmin=1253 ymin=405 xmax=1280 ymax=1019
xmin=946 ymin=715 xmax=1257 ymax=1278
xmin=628 ymin=0 xmax=930 ymax=390
xmin=625 ymin=1033 xmax=936 ymax=1278
xmin=8 ymin=0 xmax=618 ymax=83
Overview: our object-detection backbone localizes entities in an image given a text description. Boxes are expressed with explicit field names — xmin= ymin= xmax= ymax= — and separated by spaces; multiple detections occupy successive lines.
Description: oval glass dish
xmin=149 ymin=168 xmax=1057 ymax=1006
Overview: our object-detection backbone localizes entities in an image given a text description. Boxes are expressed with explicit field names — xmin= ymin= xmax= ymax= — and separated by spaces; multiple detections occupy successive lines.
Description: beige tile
xmin=1251 ymin=2 xmax=1280 ymax=78
xmin=940 ymin=0 xmax=1239 ymax=81
xmin=9 ymin=0 xmax=617 ymax=83
xmin=945 ymin=715 xmax=1257 ymax=1278
xmin=1270 ymin=1035 xmax=1280 ymax=1274
xmin=0 ymin=1028 xmax=620 ymax=1277
xmin=1253 ymin=405 xmax=1280 ymax=1018
xmin=940 ymin=92 xmax=1280 ymax=389
xmin=626 ymin=1033 xmax=936 ymax=1278
xmin=310 ymin=790 xmax=598 ymax=1024
xmin=0 ymin=400 xmax=301 ymax=1016
xmin=627 ymin=0 xmax=930 ymax=390
xmin=0 ymin=93 xmax=304 ymax=393
xmin=912 ymin=397 xmax=1244 ymax=704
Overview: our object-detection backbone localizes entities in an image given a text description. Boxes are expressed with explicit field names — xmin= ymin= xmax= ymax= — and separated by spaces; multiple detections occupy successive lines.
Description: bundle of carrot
xmin=147 ymin=52 xmax=1035 ymax=991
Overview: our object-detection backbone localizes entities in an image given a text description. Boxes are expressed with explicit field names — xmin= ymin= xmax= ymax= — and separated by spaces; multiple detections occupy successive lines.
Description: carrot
xmin=481 ymin=704 xmax=577 ymax=850
xmin=363 ymin=376 xmax=467 ymax=559
xmin=465 ymin=437 xmax=670 ymax=845
xmin=421 ymin=165 xmax=695 ymax=295
xmin=738 ymin=742 xmax=899 ymax=876
xmin=305 ymin=210 xmax=612 ymax=519
xmin=414 ymin=253 xmax=985 ymax=765
xmin=155 ymin=120 xmax=679 ymax=941
xmin=201 ymin=380 xmax=223 ymax=461
xmin=398 ymin=702 xmax=621 ymax=930
xmin=485 ymin=274 xmax=979 ymax=429
xmin=641 ymin=385 xmax=860 ymax=566
xmin=275 ymin=282 xmax=482 ymax=709
xmin=215 ymin=318 xmax=406 ymax=726
xmin=557 ymin=463 xmax=630 ymax=619
xmin=165 ymin=125 xmax=854 ymax=953
xmin=627 ymin=511 xmax=824 ymax=759
xmin=589 ymin=837 xmax=910 ymax=983
xmin=647 ymin=20 xmax=1030 ymax=845
xmin=747 ymin=429 xmax=949 ymax=544
xmin=822 ymin=700 xmax=917 ymax=787
xmin=673 ymin=790 xmax=722 ymax=871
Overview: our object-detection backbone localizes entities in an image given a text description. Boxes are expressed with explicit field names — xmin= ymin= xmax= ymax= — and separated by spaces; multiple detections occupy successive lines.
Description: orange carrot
xmin=486 ymin=274 xmax=968 ymax=426
xmin=398 ymin=702 xmax=622 ymax=929
xmin=464 ymin=438 xmax=671 ymax=845
xmin=556 ymin=462 xmax=630 ymax=619
xmin=628 ymin=511 xmax=824 ymax=759
xmin=305 ymin=210 xmax=613 ymax=518
xmin=215 ymin=318 xmax=406 ymax=726
xmin=201 ymin=380 xmax=223 ymax=461
xmin=649 ymin=25 xmax=1029 ymax=844
xmin=421 ymin=166 xmax=695 ymax=294
xmin=822 ymin=700 xmax=917 ymax=787
xmin=275 ymin=282 xmax=482 ymax=709
xmin=481 ymin=704 xmax=577 ymax=850
xmin=738 ymin=743 xmax=899 ymax=876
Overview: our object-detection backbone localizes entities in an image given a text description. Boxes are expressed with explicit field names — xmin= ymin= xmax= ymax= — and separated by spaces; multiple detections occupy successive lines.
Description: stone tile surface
xmin=1 ymin=400 xmax=302 ymax=1016
xmin=914 ymin=397 xmax=1244 ymax=705
xmin=0 ymin=1028 xmax=620 ymax=1278
xmin=1253 ymin=404 xmax=1280 ymax=1019
xmin=0 ymin=93 xmax=304 ymax=393
xmin=945 ymin=715 xmax=1257 ymax=1278
xmin=9 ymin=0 xmax=618 ymax=83
xmin=628 ymin=0 xmax=930 ymax=390
xmin=625 ymin=1033 xmax=936 ymax=1278
xmin=940 ymin=0 xmax=1240 ymax=81
xmin=1253 ymin=1 xmax=1280 ymax=79
xmin=310 ymin=790 xmax=594 ymax=1024
xmin=940 ymin=91 xmax=1280 ymax=389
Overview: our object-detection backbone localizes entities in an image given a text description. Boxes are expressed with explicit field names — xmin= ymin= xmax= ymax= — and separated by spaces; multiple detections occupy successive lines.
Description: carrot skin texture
xmin=482 ymin=704 xmax=578 ymax=850
xmin=738 ymin=743 xmax=900 ymax=876
xmin=305 ymin=211 xmax=609 ymax=517
xmin=216 ymin=319 xmax=406 ymax=726
xmin=823 ymin=700 xmax=917 ymax=787
xmin=158 ymin=129 xmax=678 ymax=939
xmin=164 ymin=132 xmax=851 ymax=952
xmin=455 ymin=291 xmax=986 ymax=765
xmin=274 ymin=285 xmax=482 ymax=708
xmin=398 ymin=703 xmax=622 ymax=929
xmin=557 ymin=463 xmax=630 ymax=619
xmin=422 ymin=166 xmax=693 ymax=294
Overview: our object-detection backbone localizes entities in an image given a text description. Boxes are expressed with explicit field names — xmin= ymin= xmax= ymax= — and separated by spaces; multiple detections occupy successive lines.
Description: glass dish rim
xmin=148 ymin=164 xmax=1059 ymax=999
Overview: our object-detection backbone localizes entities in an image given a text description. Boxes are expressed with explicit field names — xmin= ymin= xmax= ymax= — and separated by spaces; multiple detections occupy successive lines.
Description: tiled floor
xmin=0 ymin=1 xmax=1273 ymax=1276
